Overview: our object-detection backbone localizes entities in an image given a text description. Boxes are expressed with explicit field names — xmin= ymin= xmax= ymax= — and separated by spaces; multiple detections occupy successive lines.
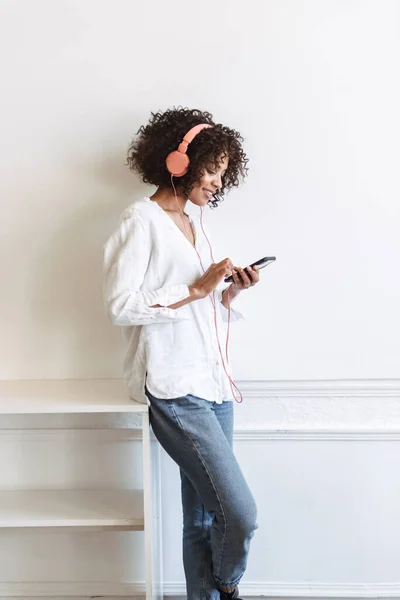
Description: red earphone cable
xmin=171 ymin=175 xmax=243 ymax=403
xmin=199 ymin=209 xmax=243 ymax=403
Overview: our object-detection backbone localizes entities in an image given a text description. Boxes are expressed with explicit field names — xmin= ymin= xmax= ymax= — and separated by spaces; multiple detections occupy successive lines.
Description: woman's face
xmin=188 ymin=153 xmax=229 ymax=207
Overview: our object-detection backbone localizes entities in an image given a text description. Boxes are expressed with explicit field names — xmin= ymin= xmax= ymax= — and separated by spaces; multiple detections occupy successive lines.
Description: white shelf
xmin=0 ymin=379 xmax=147 ymax=414
xmin=0 ymin=380 xmax=161 ymax=599
xmin=0 ymin=489 xmax=144 ymax=530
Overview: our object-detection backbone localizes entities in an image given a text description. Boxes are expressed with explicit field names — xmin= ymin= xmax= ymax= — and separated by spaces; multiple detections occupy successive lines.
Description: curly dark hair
xmin=127 ymin=107 xmax=248 ymax=208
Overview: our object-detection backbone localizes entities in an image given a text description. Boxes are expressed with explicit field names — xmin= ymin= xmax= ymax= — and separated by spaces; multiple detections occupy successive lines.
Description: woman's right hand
xmin=189 ymin=258 xmax=234 ymax=300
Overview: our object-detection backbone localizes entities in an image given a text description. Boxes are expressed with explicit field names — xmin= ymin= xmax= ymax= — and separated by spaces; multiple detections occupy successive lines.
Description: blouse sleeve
xmin=103 ymin=210 xmax=191 ymax=326
xmin=215 ymin=283 xmax=244 ymax=323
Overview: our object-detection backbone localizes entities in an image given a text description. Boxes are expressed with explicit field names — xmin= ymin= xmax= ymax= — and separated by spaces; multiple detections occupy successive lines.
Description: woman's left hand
xmin=230 ymin=265 xmax=260 ymax=293
xmin=221 ymin=265 xmax=260 ymax=308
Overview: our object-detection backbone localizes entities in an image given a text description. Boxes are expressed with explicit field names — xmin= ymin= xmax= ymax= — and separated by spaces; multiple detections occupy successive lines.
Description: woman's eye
xmin=207 ymin=170 xmax=216 ymax=175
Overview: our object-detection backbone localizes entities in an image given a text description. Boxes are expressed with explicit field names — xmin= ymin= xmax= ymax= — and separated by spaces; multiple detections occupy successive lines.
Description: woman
xmin=103 ymin=107 xmax=260 ymax=600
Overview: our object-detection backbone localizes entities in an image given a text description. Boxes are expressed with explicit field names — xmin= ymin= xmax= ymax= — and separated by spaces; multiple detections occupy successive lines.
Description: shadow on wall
xmin=28 ymin=131 xmax=149 ymax=378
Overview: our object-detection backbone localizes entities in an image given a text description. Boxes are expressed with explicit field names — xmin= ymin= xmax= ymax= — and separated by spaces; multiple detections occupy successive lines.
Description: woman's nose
xmin=212 ymin=173 xmax=222 ymax=189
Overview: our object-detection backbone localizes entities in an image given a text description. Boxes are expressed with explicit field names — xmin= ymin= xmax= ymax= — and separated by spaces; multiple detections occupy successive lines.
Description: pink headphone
xmin=165 ymin=123 xmax=213 ymax=177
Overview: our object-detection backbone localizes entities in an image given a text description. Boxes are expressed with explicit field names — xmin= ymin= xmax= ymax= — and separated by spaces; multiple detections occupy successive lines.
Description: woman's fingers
xmin=247 ymin=266 xmax=260 ymax=284
xmin=217 ymin=258 xmax=234 ymax=277
xmin=226 ymin=263 xmax=261 ymax=289
xmin=231 ymin=269 xmax=241 ymax=286
xmin=237 ymin=267 xmax=252 ymax=288
xmin=235 ymin=266 xmax=259 ymax=288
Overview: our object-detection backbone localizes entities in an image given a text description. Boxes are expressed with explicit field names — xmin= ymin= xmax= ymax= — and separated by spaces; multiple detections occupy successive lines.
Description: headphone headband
xmin=182 ymin=123 xmax=213 ymax=146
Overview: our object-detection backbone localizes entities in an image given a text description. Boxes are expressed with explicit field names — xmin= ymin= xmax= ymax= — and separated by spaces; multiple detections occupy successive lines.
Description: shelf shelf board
xmin=0 ymin=489 xmax=144 ymax=530
xmin=0 ymin=379 xmax=148 ymax=414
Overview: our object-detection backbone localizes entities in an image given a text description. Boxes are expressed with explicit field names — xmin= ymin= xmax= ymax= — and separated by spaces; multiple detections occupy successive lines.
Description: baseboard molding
xmin=165 ymin=581 xmax=400 ymax=598
xmin=2 ymin=580 xmax=400 ymax=598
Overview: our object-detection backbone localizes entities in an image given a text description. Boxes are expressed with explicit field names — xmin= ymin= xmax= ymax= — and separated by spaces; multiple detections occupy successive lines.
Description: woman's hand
xmin=230 ymin=265 xmax=260 ymax=292
xmin=221 ymin=266 xmax=260 ymax=307
xmin=189 ymin=258 xmax=235 ymax=300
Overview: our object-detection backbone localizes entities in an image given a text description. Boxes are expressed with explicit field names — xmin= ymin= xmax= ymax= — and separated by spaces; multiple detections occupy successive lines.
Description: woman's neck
xmin=150 ymin=187 xmax=188 ymax=214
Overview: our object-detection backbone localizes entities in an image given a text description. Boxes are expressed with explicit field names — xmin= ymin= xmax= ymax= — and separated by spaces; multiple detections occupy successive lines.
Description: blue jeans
xmin=145 ymin=387 xmax=258 ymax=600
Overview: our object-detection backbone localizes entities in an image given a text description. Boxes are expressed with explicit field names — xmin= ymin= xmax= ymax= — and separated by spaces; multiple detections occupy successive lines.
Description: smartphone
xmin=224 ymin=256 xmax=276 ymax=283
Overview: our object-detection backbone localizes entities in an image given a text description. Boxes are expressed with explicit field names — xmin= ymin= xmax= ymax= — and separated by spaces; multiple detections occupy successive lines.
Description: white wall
xmin=1 ymin=0 xmax=400 ymax=598
xmin=1 ymin=0 xmax=399 ymax=382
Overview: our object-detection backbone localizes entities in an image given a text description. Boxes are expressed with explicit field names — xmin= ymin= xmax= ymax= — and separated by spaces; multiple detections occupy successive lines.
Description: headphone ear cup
xmin=166 ymin=151 xmax=190 ymax=177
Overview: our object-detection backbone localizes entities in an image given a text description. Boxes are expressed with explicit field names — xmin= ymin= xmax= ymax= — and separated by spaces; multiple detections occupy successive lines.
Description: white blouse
xmin=103 ymin=197 xmax=244 ymax=405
